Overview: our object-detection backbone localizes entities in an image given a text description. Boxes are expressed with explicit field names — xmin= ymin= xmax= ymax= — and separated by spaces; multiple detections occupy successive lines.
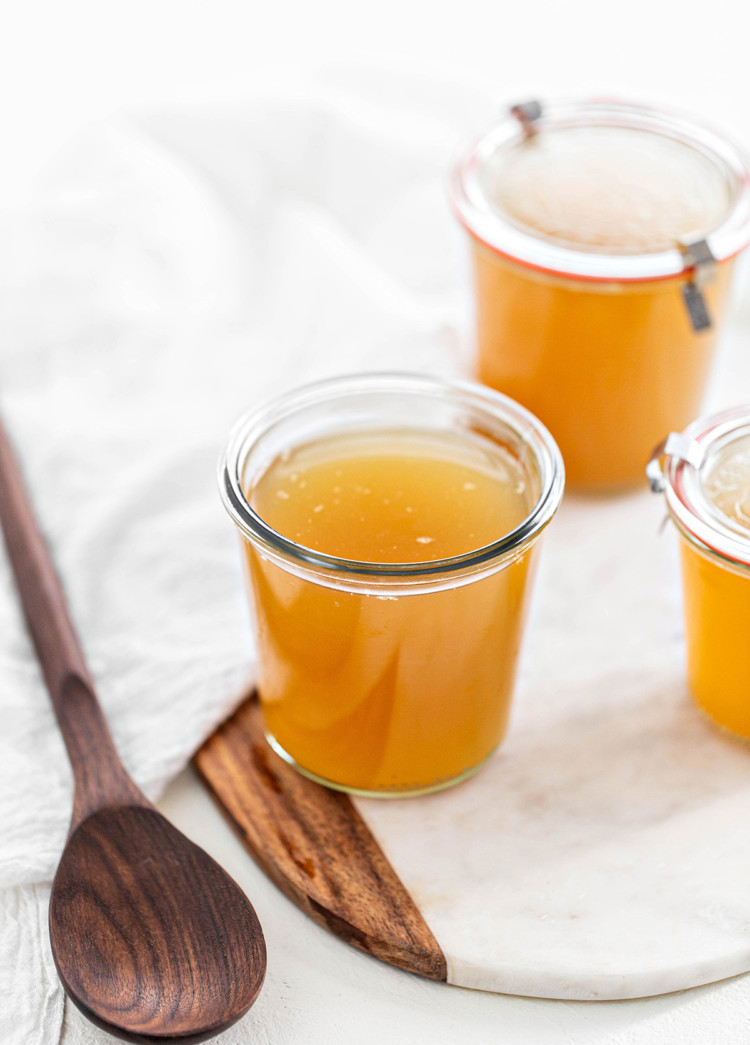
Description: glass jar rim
xmin=449 ymin=98 xmax=750 ymax=283
xmin=650 ymin=404 xmax=750 ymax=571
xmin=219 ymin=372 xmax=565 ymax=582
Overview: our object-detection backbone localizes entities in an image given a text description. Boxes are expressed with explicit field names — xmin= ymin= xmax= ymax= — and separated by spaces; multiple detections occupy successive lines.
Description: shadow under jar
xmin=648 ymin=405 xmax=750 ymax=739
xmin=220 ymin=374 xmax=564 ymax=797
xmin=450 ymin=99 xmax=750 ymax=490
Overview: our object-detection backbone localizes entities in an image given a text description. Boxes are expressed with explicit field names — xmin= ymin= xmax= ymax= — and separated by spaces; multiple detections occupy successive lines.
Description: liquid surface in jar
xmin=484 ymin=126 xmax=732 ymax=254
xmin=680 ymin=538 xmax=750 ymax=739
xmin=704 ymin=433 xmax=750 ymax=533
xmin=249 ymin=427 xmax=533 ymax=563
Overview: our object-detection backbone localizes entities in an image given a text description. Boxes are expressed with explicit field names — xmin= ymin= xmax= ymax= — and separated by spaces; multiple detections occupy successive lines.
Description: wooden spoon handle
xmin=0 ymin=414 xmax=142 ymax=822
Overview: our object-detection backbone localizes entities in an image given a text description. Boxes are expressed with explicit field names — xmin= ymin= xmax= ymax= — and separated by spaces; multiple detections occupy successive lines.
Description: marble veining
xmin=357 ymin=489 xmax=750 ymax=999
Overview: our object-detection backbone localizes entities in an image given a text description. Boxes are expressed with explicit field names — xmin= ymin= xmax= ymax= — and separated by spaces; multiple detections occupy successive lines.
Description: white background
xmin=3 ymin=0 xmax=750 ymax=200
xmin=6 ymin=2 xmax=750 ymax=1042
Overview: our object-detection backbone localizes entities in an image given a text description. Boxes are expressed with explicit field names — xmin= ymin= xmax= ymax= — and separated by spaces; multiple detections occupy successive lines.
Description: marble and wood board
xmin=195 ymin=491 xmax=750 ymax=1001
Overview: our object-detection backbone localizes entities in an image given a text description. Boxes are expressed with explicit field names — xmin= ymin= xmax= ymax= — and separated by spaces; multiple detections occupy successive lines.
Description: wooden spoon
xmin=0 ymin=416 xmax=267 ymax=1044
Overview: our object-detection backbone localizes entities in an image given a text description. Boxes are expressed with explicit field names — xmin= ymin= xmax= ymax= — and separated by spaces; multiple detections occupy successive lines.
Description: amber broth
xmin=244 ymin=427 xmax=538 ymax=793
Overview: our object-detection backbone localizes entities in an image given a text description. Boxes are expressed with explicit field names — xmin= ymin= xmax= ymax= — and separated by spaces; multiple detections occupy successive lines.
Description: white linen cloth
xmin=0 ymin=68 xmax=498 ymax=1044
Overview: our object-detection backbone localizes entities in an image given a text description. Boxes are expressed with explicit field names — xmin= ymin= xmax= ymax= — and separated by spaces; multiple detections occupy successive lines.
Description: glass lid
xmin=648 ymin=405 xmax=750 ymax=568
xmin=450 ymin=99 xmax=750 ymax=282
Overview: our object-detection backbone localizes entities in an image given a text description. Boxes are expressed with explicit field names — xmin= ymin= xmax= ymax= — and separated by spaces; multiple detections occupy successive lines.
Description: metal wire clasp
xmin=646 ymin=432 xmax=705 ymax=493
xmin=678 ymin=238 xmax=717 ymax=333
xmin=510 ymin=100 xmax=543 ymax=137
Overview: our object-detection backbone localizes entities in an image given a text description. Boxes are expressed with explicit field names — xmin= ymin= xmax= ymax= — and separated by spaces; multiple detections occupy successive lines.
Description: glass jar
xmin=220 ymin=373 xmax=564 ymax=796
xmin=648 ymin=405 xmax=750 ymax=738
xmin=450 ymin=99 xmax=750 ymax=489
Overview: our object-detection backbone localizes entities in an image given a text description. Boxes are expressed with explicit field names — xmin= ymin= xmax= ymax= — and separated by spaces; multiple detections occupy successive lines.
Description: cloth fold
xmin=0 ymin=69 xmax=491 ymax=1043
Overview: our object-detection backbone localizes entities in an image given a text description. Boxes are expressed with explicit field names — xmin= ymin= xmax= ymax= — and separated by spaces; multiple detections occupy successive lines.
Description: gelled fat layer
xmin=704 ymin=432 xmax=750 ymax=534
xmin=484 ymin=126 xmax=732 ymax=255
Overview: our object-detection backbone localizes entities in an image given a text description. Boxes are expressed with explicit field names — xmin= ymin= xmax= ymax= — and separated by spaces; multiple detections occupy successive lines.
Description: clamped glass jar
xmin=648 ymin=405 xmax=750 ymax=738
xmin=220 ymin=373 xmax=564 ymax=796
xmin=451 ymin=98 xmax=750 ymax=489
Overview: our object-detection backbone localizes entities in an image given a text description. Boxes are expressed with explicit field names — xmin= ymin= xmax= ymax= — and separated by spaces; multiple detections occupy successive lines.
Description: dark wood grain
xmin=0 ymin=414 xmax=267 ymax=1042
xmin=195 ymin=692 xmax=448 ymax=982
xmin=50 ymin=807 xmax=266 ymax=1044
xmin=0 ymin=417 xmax=140 ymax=826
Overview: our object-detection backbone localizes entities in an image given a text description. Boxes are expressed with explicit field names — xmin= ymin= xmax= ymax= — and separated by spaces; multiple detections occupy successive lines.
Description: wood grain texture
xmin=50 ymin=806 xmax=266 ymax=1044
xmin=194 ymin=692 xmax=448 ymax=983
xmin=0 ymin=416 xmax=138 ymax=827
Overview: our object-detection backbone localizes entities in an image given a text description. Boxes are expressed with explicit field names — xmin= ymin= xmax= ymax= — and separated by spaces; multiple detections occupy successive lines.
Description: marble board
xmin=196 ymin=488 xmax=750 ymax=1001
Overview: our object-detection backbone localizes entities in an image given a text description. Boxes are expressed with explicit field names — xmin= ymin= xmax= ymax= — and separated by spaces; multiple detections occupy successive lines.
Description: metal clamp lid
xmin=510 ymin=100 xmax=543 ymax=137
xmin=450 ymin=99 xmax=750 ymax=285
xmin=647 ymin=405 xmax=750 ymax=571
xmin=647 ymin=432 xmax=705 ymax=493
xmin=678 ymin=238 xmax=717 ymax=332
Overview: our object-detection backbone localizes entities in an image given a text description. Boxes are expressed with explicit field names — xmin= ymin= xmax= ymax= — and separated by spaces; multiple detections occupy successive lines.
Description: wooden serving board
xmin=195 ymin=491 xmax=750 ymax=1001
xmin=194 ymin=692 xmax=447 ymax=981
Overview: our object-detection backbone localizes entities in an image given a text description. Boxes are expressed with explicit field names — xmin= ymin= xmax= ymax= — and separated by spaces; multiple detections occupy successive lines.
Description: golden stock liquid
xmin=244 ymin=428 xmax=537 ymax=793
xmin=473 ymin=246 xmax=733 ymax=489
xmin=680 ymin=435 xmax=750 ymax=738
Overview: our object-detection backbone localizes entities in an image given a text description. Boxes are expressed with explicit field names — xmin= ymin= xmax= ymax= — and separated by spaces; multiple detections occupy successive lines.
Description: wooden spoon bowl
xmin=51 ymin=804 xmax=265 ymax=1043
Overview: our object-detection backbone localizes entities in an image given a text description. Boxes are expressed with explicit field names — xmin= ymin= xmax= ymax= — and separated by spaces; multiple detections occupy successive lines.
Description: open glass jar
xmin=451 ymin=99 xmax=750 ymax=489
xmin=220 ymin=373 xmax=564 ymax=796
xmin=648 ymin=405 xmax=750 ymax=738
